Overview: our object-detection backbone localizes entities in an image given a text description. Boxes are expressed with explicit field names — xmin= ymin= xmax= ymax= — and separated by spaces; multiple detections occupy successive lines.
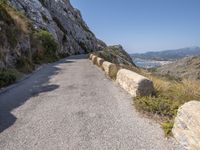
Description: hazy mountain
xmin=131 ymin=47 xmax=200 ymax=61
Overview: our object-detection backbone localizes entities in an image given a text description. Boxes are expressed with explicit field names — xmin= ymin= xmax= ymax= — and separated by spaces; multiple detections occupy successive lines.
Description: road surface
xmin=0 ymin=55 xmax=181 ymax=150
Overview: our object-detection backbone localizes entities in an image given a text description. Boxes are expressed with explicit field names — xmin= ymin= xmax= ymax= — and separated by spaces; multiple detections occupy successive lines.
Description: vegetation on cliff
xmin=94 ymin=45 xmax=135 ymax=66
xmin=0 ymin=1 xmax=58 ymax=88
xmin=31 ymin=29 xmax=59 ymax=64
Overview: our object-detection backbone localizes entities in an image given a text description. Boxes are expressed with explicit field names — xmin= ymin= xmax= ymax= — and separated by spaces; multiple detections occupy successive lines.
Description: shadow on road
xmin=0 ymin=58 xmax=75 ymax=133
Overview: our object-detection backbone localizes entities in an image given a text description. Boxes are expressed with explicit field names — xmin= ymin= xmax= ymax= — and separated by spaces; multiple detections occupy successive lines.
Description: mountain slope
xmin=0 ymin=0 xmax=106 ymax=69
xmin=156 ymin=56 xmax=200 ymax=80
xmin=131 ymin=47 xmax=200 ymax=61
xmin=9 ymin=0 xmax=106 ymax=53
xmin=95 ymin=45 xmax=135 ymax=66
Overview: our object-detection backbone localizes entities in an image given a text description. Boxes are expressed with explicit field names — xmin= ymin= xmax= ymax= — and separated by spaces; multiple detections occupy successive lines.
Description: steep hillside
xmin=10 ymin=0 xmax=106 ymax=53
xmin=156 ymin=56 xmax=200 ymax=80
xmin=131 ymin=47 xmax=200 ymax=61
xmin=94 ymin=45 xmax=135 ymax=66
xmin=0 ymin=0 xmax=106 ymax=69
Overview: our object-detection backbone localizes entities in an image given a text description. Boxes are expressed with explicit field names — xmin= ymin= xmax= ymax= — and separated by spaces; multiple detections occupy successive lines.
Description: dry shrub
xmin=134 ymin=70 xmax=200 ymax=136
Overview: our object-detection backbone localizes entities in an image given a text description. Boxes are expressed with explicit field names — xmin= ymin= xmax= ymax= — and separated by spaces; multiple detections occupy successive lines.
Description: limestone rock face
xmin=172 ymin=101 xmax=200 ymax=150
xmin=116 ymin=69 xmax=154 ymax=97
xmin=9 ymin=0 xmax=106 ymax=55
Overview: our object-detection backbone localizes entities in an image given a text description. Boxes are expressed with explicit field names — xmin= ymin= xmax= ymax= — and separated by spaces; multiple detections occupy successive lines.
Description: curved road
xmin=0 ymin=55 xmax=181 ymax=150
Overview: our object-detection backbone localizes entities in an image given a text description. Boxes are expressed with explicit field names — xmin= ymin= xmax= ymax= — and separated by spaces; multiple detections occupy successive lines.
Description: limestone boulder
xmin=89 ymin=54 xmax=94 ymax=60
xmin=91 ymin=55 xmax=98 ymax=65
xmin=172 ymin=101 xmax=200 ymax=150
xmin=97 ymin=57 xmax=104 ymax=67
xmin=102 ymin=61 xmax=118 ymax=79
xmin=116 ymin=69 xmax=154 ymax=97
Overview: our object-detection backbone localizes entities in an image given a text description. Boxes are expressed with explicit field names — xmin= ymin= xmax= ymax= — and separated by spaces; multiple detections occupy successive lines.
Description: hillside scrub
xmin=0 ymin=69 xmax=20 ymax=88
xmin=0 ymin=2 xmax=59 ymax=88
xmin=156 ymin=56 xmax=200 ymax=80
xmin=32 ymin=29 xmax=59 ymax=64
xmin=0 ymin=1 xmax=27 ymax=48
xmin=93 ymin=45 xmax=135 ymax=66
xmin=134 ymin=70 xmax=200 ymax=136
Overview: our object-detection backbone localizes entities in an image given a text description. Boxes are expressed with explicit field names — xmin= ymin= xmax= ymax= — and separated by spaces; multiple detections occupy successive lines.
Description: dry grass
xmin=0 ymin=1 xmax=31 ymax=33
xmin=5 ymin=5 xmax=30 ymax=33
xmin=151 ymin=77 xmax=200 ymax=104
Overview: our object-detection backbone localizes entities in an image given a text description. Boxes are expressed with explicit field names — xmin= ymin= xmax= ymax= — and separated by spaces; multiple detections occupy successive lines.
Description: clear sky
xmin=70 ymin=0 xmax=200 ymax=53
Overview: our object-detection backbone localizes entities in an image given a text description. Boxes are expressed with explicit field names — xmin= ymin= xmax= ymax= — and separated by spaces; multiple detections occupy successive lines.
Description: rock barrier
xmin=116 ymin=69 xmax=154 ymax=97
xmin=91 ymin=55 xmax=98 ymax=65
xmin=102 ymin=61 xmax=118 ymax=79
xmin=89 ymin=54 xmax=154 ymax=96
xmin=172 ymin=101 xmax=200 ymax=150
xmin=97 ymin=57 xmax=104 ymax=67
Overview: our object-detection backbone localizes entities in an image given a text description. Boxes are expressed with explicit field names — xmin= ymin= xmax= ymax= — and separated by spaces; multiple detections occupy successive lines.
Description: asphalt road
xmin=0 ymin=55 xmax=181 ymax=150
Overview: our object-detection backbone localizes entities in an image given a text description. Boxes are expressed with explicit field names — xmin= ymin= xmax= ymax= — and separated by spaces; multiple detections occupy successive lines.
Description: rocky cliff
xmin=0 ymin=0 xmax=106 ymax=69
xmin=10 ymin=0 xmax=106 ymax=53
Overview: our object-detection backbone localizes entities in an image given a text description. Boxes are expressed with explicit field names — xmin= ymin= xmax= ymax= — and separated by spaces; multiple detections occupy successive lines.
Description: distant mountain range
xmin=131 ymin=47 xmax=200 ymax=61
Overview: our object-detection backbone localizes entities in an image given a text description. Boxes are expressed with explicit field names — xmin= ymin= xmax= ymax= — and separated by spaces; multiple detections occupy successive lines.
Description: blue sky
xmin=70 ymin=0 xmax=200 ymax=53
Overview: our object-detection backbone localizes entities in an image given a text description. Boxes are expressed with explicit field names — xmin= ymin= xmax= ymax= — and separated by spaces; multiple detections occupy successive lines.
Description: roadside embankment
xmin=89 ymin=54 xmax=200 ymax=150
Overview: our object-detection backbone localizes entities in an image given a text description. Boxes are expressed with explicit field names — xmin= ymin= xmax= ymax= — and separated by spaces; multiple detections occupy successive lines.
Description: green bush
xmin=35 ymin=29 xmax=58 ymax=55
xmin=32 ymin=29 xmax=59 ymax=63
xmin=0 ymin=69 xmax=17 ymax=88
xmin=134 ymin=96 xmax=179 ymax=118
xmin=16 ymin=56 xmax=34 ymax=73
xmin=134 ymin=95 xmax=180 ymax=136
xmin=161 ymin=120 xmax=174 ymax=136
xmin=0 ymin=0 xmax=7 ymax=5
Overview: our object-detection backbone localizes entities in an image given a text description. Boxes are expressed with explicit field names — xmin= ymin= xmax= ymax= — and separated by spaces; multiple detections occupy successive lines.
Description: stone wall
xmin=172 ymin=101 xmax=200 ymax=150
